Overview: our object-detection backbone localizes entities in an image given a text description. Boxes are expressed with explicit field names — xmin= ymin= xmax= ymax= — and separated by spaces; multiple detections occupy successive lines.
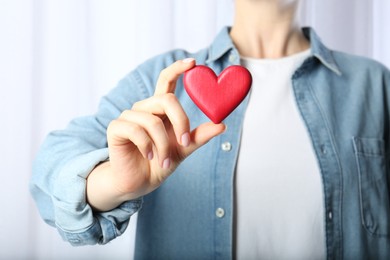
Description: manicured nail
xmin=162 ymin=158 xmax=171 ymax=169
xmin=182 ymin=58 xmax=195 ymax=63
xmin=147 ymin=151 xmax=154 ymax=160
xmin=181 ymin=132 xmax=190 ymax=147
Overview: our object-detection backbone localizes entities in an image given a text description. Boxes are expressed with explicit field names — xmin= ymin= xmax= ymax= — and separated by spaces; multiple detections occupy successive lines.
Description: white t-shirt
xmin=235 ymin=49 xmax=326 ymax=260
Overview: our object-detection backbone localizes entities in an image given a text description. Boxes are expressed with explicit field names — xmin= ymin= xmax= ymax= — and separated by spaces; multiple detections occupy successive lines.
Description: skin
xmin=86 ymin=58 xmax=226 ymax=211
xmin=86 ymin=0 xmax=309 ymax=212
xmin=230 ymin=0 xmax=309 ymax=58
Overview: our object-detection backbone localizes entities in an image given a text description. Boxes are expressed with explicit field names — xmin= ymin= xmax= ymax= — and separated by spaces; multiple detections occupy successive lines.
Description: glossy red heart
xmin=183 ymin=65 xmax=252 ymax=123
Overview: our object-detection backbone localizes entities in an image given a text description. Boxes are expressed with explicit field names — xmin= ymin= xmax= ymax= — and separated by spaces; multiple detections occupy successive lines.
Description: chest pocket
xmin=353 ymin=137 xmax=390 ymax=237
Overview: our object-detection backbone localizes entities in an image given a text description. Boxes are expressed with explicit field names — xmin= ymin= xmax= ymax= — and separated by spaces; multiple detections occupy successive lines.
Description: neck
xmin=230 ymin=0 xmax=310 ymax=59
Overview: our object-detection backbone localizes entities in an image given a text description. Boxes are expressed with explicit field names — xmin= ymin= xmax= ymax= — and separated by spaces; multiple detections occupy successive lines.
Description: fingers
xmin=113 ymin=110 xmax=173 ymax=168
xmin=154 ymin=58 xmax=195 ymax=95
xmin=132 ymin=58 xmax=195 ymax=145
xmin=107 ymin=119 xmax=154 ymax=160
xmin=132 ymin=93 xmax=190 ymax=147
xmin=108 ymin=58 xmax=196 ymax=169
xmin=180 ymin=122 xmax=226 ymax=157
xmin=108 ymin=112 xmax=226 ymax=169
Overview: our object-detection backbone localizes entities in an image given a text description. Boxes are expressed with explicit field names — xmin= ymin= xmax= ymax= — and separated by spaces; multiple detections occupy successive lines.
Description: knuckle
xmin=148 ymin=116 xmax=164 ymax=129
xmin=159 ymin=69 xmax=174 ymax=85
xmin=159 ymin=67 xmax=169 ymax=77
xmin=119 ymin=109 xmax=132 ymax=119
xmin=107 ymin=119 xmax=119 ymax=136
xmin=163 ymin=93 xmax=178 ymax=104
xmin=162 ymin=93 xmax=189 ymax=126
xmin=131 ymin=101 xmax=141 ymax=111
xmin=138 ymin=135 xmax=151 ymax=150
xmin=127 ymin=123 xmax=142 ymax=136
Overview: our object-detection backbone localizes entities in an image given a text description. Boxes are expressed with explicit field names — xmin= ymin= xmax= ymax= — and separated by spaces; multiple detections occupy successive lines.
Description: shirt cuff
xmin=51 ymin=148 xmax=142 ymax=245
xmin=56 ymin=199 xmax=142 ymax=246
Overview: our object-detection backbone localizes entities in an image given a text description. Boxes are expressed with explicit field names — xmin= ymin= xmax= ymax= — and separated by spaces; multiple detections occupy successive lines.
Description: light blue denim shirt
xmin=31 ymin=27 xmax=390 ymax=259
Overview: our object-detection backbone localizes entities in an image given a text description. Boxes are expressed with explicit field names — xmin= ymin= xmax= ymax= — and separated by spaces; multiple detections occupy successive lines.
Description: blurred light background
xmin=1 ymin=0 xmax=389 ymax=259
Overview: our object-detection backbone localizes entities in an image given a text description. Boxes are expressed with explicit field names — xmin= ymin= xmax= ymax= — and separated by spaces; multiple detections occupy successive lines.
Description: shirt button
xmin=229 ymin=54 xmax=236 ymax=63
xmin=221 ymin=142 xmax=232 ymax=152
xmin=216 ymin=208 xmax=225 ymax=218
xmin=328 ymin=211 xmax=333 ymax=220
xmin=321 ymin=145 xmax=327 ymax=154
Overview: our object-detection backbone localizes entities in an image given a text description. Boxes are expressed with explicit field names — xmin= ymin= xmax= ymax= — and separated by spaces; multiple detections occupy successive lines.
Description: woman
xmin=31 ymin=0 xmax=390 ymax=259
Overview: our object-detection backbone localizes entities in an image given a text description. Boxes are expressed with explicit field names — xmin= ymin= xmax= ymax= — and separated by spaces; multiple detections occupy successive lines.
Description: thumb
xmin=181 ymin=122 xmax=226 ymax=157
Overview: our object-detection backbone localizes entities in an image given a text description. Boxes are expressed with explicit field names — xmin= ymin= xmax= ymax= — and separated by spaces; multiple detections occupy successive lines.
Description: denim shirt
xmin=30 ymin=27 xmax=390 ymax=259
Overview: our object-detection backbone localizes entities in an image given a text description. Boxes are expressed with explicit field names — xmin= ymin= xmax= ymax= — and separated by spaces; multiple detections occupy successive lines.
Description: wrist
xmin=86 ymin=161 xmax=128 ymax=212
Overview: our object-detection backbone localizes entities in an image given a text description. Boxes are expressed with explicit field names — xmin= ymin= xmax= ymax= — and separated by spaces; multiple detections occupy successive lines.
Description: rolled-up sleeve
xmin=30 ymin=70 xmax=150 ymax=245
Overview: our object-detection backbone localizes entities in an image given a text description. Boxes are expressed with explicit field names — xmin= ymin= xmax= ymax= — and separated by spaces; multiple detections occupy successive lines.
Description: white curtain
xmin=1 ymin=1 xmax=389 ymax=259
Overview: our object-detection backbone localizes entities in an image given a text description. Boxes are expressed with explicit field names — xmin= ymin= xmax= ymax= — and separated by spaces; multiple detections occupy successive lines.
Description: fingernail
xmin=182 ymin=58 xmax=195 ymax=63
xmin=163 ymin=158 xmax=171 ymax=169
xmin=181 ymin=132 xmax=190 ymax=147
xmin=147 ymin=151 xmax=154 ymax=160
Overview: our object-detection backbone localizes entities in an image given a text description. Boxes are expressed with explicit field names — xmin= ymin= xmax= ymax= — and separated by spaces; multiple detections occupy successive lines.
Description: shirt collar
xmin=207 ymin=26 xmax=342 ymax=75
xmin=206 ymin=26 xmax=236 ymax=64
xmin=302 ymin=27 xmax=342 ymax=75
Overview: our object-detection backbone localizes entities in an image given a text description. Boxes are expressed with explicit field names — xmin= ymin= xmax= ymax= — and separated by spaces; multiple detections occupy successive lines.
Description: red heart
xmin=184 ymin=65 xmax=252 ymax=124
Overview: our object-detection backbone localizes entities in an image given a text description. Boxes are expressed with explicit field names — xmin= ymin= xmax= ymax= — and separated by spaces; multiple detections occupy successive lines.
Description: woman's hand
xmin=86 ymin=58 xmax=226 ymax=212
